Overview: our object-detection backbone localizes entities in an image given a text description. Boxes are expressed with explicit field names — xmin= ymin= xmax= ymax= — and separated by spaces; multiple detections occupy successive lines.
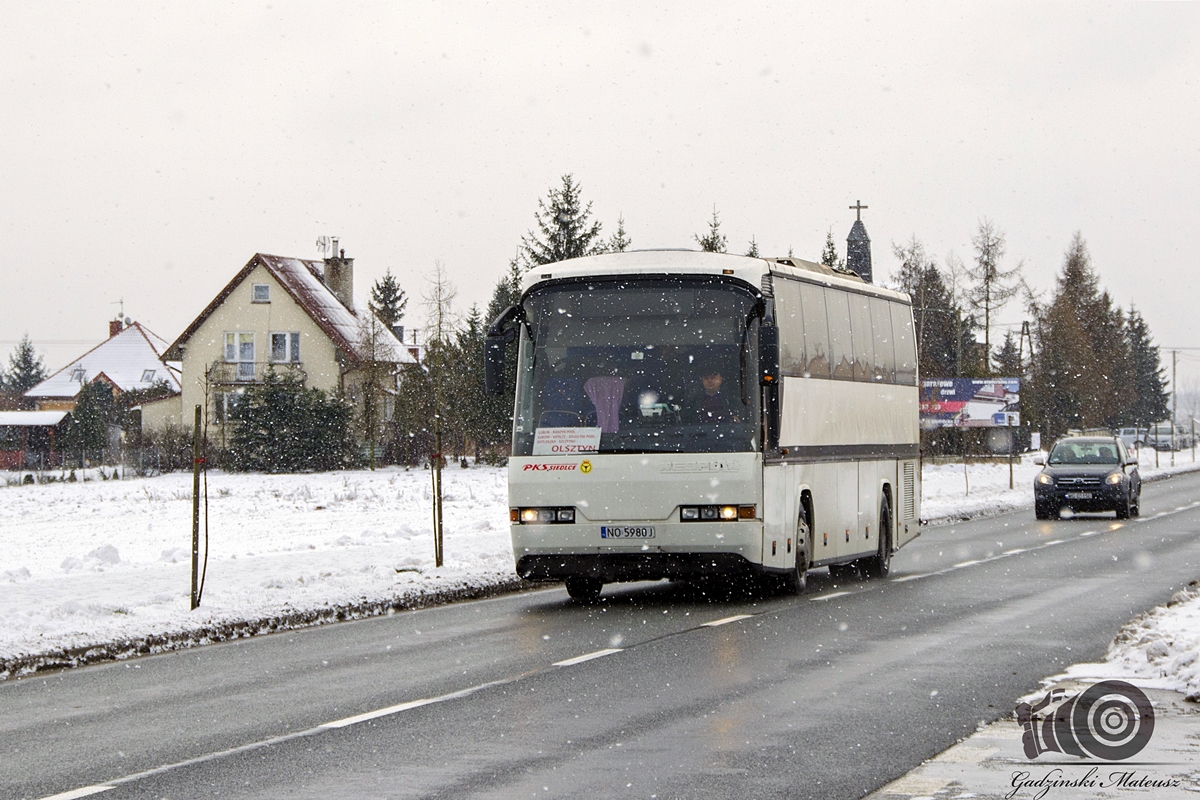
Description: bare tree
xmin=421 ymin=260 xmax=459 ymax=568
xmin=966 ymin=219 xmax=1024 ymax=371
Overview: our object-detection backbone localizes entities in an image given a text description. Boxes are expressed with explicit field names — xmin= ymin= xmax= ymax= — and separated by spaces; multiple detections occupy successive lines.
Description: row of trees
xmin=1 ymin=176 xmax=1179 ymax=471
xmin=383 ymin=179 xmax=1175 ymax=462
xmin=892 ymin=223 xmax=1170 ymax=440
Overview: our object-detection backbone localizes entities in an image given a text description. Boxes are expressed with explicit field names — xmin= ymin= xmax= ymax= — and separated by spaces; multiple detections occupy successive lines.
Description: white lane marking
xmin=953 ymin=559 xmax=982 ymax=568
xmin=1045 ymin=539 xmax=1066 ymax=545
xmin=1003 ymin=548 xmax=1026 ymax=555
xmin=812 ymin=591 xmax=851 ymax=601
xmin=36 ymin=677 xmax=519 ymax=800
xmin=890 ymin=574 xmax=926 ymax=583
xmin=321 ymin=681 xmax=504 ymax=729
xmin=39 ymin=788 xmax=113 ymax=800
xmin=1079 ymin=530 xmax=1100 ymax=537
xmin=702 ymin=614 xmax=755 ymax=627
xmin=553 ymin=648 xmax=623 ymax=667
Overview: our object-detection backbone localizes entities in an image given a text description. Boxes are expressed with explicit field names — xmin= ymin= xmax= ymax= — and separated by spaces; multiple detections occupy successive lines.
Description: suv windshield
xmin=512 ymin=277 xmax=762 ymax=455
xmin=1048 ymin=440 xmax=1120 ymax=465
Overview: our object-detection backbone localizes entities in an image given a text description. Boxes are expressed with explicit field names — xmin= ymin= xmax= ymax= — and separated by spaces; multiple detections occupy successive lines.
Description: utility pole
xmin=1172 ymin=350 xmax=1178 ymax=468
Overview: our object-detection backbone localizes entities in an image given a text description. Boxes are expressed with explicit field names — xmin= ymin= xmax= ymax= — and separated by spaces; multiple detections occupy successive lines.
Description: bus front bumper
xmin=513 ymin=519 xmax=764 ymax=583
xmin=516 ymin=551 xmax=762 ymax=583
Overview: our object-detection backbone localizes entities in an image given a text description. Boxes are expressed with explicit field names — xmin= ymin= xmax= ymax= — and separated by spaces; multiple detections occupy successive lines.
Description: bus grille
xmin=902 ymin=461 xmax=916 ymax=520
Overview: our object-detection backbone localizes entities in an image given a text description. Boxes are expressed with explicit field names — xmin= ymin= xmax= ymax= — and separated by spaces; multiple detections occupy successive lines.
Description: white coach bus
xmin=485 ymin=250 xmax=920 ymax=601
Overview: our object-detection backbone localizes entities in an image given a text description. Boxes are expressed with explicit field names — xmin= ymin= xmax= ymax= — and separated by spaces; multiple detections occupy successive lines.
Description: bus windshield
xmin=512 ymin=277 xmax=762 ymax=455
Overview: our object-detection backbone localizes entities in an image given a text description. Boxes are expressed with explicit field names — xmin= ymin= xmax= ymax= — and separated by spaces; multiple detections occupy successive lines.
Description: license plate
xmin=1066 ymin=491 xmax=1093 ymax=500
xmin=601 ymin=526 xmax=656 ymax=539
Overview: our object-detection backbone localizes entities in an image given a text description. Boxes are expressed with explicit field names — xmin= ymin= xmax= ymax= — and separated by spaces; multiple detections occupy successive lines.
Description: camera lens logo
xmin=1015 ymin=680 xmax=1154 ymax=761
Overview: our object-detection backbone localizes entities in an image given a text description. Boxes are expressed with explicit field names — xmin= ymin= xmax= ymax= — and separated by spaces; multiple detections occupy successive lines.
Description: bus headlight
xmin=514 ymin=507 xmax=577 ymax=524
xmin=680 ymin=505 xmax=756 ymax=522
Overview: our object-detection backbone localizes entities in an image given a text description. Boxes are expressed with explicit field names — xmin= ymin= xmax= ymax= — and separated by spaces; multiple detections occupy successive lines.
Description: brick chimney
xmin=109 ymin=319 xmax=124 ymax=338
xmin=323 ymin=239 xmax=354 ymax=311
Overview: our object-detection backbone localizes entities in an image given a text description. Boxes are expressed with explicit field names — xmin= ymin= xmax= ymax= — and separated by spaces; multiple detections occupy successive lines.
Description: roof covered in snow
xmin=0 ymin=411 xmax=69 ymax=427
xmin=163 ymin=253 xmax=413 ymax=365
xmin=25 ymin=323 xmax=182 ymax=400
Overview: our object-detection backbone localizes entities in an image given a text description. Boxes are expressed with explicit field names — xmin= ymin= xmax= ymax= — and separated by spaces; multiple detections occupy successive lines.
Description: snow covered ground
xmin=2 ymin=447 xmax=1199 ymax=682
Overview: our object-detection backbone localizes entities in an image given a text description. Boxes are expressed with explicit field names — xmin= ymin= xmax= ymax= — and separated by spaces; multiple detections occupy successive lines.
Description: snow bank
xmin=1059 ymin=582 xmax=1200 ymax=700
xmin=0 ymin=465 xmax=522 ymax=678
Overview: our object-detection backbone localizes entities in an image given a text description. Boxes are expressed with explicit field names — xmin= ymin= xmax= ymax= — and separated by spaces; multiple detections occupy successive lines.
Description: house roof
xmin=0 ymin=411 xmax=69 ymax=427
xmin=25 ymin=323 xmax=182 ymax=400
xmin=163 ymin=253 xmax=413 ymax=364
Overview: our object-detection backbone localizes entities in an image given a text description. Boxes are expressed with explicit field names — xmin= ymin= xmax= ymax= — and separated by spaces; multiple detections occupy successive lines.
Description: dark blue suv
xmin=1034 ymin=436 xmax=1141 ymax=520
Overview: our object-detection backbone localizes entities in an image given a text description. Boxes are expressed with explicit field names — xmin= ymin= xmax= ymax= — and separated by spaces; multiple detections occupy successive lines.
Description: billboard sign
xmin=920 ymin=378 xmax=1020 ymax=429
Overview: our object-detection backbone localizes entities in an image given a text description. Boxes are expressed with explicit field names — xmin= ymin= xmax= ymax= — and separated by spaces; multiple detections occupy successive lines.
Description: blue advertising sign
xmin=920 ymin=378 xmax=1020 ymax=429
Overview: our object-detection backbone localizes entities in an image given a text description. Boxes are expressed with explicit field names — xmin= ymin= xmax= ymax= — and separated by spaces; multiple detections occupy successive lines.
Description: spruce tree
xmin=745 ymin=236 xmax=760 ymax=258
xmin=522 ymin=175 xmax=604 ymax=265
xmin=1027 ymin=233 xmax=1131 ymax=436
xmin=892 ymin=237 xmax=965 ymax=378
xmin=65 ymin=381 xmax=113 ymax=466
xmin=694 ymin=206 xmax=727 ymax=253
xmin=993 ymin=331 xmax=1022 ymax=377
xmin=6 ymin=334 xmax=48 ymax=393
xmin=1125 ymin=306 xmax=1170 ymax=427
xmin=606 ymin=215 xmax=631 ymax=253
xmin=369 ymin=270 xmax=408 ymax=330
xmin=821 ymin=229 xmax=841 ymax=269
xmin=227 ymin=369 xmax=356 ymax=472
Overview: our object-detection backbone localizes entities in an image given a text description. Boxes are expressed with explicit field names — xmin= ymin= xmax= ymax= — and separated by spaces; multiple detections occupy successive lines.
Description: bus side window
xmin=774 ymin=279 xmax=805 ymax=377
xmin=870 ymin=297 xmax=896 ymax=383
xmin=799 ymin=283 xmax=830 ymax=379
xmin=826 ymin=290 xmax=854 ymax=381
xmin=892 ymin=301 xmax=917 ymax=385
xmin=849 ymin=293 xmax=874 ymax=382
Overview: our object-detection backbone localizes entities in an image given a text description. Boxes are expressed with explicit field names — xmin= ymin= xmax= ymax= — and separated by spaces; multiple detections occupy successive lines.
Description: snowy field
xmin=2 ymin=447 xmax=1199 ymax=682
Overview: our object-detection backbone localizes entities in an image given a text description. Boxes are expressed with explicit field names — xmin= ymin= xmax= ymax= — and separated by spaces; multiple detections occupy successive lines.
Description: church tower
xmin=846 ymin=200 xmax=872 ymax=284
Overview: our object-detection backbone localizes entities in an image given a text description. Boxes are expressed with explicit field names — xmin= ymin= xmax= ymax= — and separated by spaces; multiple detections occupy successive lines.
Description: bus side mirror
xmin=758 ymin=324 xmax=780 ymax=387
xmin=484 ymin=304 xmax=522 ymax=396
xmin=484 ymin=334 xmax=510 ymax=396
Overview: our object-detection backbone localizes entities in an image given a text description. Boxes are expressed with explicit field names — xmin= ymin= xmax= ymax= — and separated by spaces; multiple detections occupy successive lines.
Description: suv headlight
xmin=1037 ymin=474 xmax=1053 ymax=485
xmin=1106 ymin=472 xmax=1123 ymax=485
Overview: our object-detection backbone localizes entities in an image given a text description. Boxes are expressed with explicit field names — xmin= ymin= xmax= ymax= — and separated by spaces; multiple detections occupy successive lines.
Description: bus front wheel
xmin=565 ymin=576 xmax=603 ymax=602
xmin=780 ymin=508 xmax=810 ymax=595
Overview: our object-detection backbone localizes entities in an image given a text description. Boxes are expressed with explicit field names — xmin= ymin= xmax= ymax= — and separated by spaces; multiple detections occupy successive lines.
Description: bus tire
xmin=565 ymin=577 xmax=603 ymax=602
xmin=863 ymin=496 xmax=892 ymax=579
xmin=780 ymin=507 xmax=810 ymax=595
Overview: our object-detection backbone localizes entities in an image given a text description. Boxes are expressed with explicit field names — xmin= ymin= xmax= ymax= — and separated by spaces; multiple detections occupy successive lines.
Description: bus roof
xmin=518 ymin=249 xmax=911 ymax=303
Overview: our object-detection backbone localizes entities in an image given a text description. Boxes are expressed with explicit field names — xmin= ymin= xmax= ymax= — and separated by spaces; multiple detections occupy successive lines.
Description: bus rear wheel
xmin=565 ymin=576 xmax=603 ymax=602
xmin=862 ymin=496 xmax=892 ymax=579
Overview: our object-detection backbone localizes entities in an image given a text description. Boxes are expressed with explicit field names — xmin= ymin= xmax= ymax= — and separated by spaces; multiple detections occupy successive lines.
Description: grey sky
xmin=3 ymin=2 xmax=1199 ymax=388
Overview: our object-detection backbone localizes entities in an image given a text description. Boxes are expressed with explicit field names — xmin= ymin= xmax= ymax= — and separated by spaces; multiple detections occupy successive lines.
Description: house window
xmin=252 ymin=284 xmax=270 ymax=303
xmin=141 ymin=369 xmax=156 ymax=382
xmin=270 ymin=332 xmax=301 ymax=363
xmin=225 ymin=332 xmax=255 ymax=380
xmin=213 ymin=390 xmax=244 ymax=423
xmin=70 ymin=366 xmax=87 ymax=383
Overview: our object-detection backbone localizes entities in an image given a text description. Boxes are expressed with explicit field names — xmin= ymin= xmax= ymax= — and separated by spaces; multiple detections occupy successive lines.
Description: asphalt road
xmin=5 ymin=471 xmax=1200 ymax=800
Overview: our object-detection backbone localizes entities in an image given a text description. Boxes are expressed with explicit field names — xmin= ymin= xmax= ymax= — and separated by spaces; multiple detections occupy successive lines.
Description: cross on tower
xmin=849 ymin=200 xmax=868 ymax=221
